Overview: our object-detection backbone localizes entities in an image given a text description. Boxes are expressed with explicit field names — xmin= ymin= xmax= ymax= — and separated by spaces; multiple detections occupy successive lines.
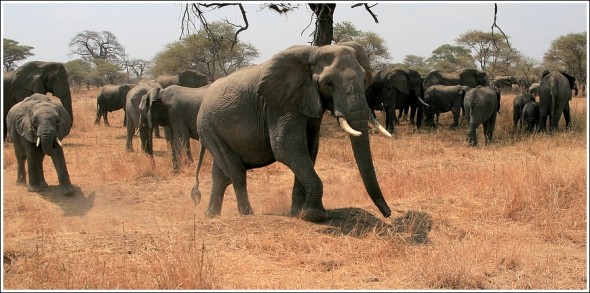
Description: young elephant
xmin=521 ymin=101 xmax=540 ymax=131
xmin=6 ymin=93 xmax=76 ymax=194
xmin=512 ymin=91 xmax=535 ymax=129
xmin=463 ymin=86 xmax=501 ymax=146
xmin=139 ymin=85 xmax=209 ymax=173
xmin=417 ymin=84 xmax=470 ymax=129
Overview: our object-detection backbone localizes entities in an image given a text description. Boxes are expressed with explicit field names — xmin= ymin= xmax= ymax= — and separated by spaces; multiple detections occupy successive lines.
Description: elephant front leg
xmin=25 ymin=152 xmax=48 ymax=192
xmin=13 ymin=141 xmax=27 ymax=185
xmin=51 ymin=149 xmax=72 ymax=187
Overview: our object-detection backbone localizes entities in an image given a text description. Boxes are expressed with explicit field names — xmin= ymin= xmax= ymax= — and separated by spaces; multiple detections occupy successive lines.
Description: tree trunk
xmin=309 ymin=4 xmax=336 ymax=46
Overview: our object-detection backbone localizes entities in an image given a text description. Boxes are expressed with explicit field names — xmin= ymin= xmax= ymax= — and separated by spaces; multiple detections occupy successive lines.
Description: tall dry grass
xmin=2 ymin=87 xmax=588 ymax=290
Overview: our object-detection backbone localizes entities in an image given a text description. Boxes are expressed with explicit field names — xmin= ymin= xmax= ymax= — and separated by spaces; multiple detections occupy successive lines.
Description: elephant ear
xmin=389 ymin=69 xmax=410 ymax=96
xmin=336 ymin=41 xmax=373 ymax=89
xmin=54 ymin=101 xmax=72 ymax=139
xmin=13 ymin=62 xmax=44 ymax=93
xmin=258 ymin=45 xmax=323 ymax=118
xmin=9 ymin=96 xmax=43 ymax=143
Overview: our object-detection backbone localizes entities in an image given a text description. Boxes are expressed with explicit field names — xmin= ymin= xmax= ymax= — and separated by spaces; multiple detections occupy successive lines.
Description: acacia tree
xmin=455 ymin=30 xmax=519 ymax=78
xmin=332 ymin=21 xmax=390 ymax=70
xmin=3 ymin=38 xmax=34 ymax=71
xmin=426 ymin=44 xmax=475 ymax=72
xmin=64 ymin=59 xmax=92 ymax=91
xmin=543 ymin=32 xmax=587 ymax=85
xmin=152 ymin=21 xmax=259 ymax=81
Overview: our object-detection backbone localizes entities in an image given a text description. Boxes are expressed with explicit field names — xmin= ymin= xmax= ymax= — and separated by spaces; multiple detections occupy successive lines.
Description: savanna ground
xmin=2 ymin=87 xmax=588 ymax=290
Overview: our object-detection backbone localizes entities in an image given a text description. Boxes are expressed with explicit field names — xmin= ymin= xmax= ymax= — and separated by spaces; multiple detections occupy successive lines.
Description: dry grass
xmin=2 ymin=88 xmax=588 ymax=290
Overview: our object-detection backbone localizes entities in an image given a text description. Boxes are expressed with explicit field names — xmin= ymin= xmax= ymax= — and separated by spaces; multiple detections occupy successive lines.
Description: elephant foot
xmin=237 ymin=205 xmax=254 ymax=215
xmin=205 ymin=209 xmax=221 ymax=218
xmin=190 ymin=185 xmax=201 ymax=204
xmin=59 ymin=184 xmax=80 ymax=196
xmin=27 ymin=184 xmax=47 ymax=192
xmin=299 ymin=208 xmax=328 ymax=223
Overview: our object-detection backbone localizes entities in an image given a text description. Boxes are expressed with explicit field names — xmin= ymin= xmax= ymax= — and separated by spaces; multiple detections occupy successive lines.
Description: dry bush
xmin=2 ymin=88 xmax=587 ymax=290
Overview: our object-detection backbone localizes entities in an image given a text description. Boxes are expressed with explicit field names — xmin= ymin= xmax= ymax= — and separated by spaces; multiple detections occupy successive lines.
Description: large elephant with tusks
xmin=192 ymin=41 xmax=393 ymax=222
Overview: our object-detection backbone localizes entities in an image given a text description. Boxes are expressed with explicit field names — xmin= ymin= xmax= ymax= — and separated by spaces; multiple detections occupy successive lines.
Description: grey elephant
xmin=512 ymin=92 xmax=535 ymax=129
xmin=538 ymin=70 xmax=577 ymax=132
xmin=191 ymin=41 xmax=392 ymax=223
xmin=417 ymin=84 xmax=470 ymax=129
xmin=365 ymin=66 xmax=424 ymax=133
xmin=7 ymin=94 xmax=76 ymax=194
xmin=491 ymin=75 xmax=519 ymax=90
xmin=125 ymin=80 xmax=162 ymax=154
xmin=156 ymin=70 xmax=209 ymax=89
xmin=521 ymin=101 xmax=540 ymax=132
xmin=3 ymin=61 xmax=73 ymax=141
xmin=95 ymin=83 xmax=135 ymax=126
xmin=528 ymin=82 xmax=540 ymax=97
xmin=422 ymin=68 xmax=489 ymax=90
xmin=463 ymin=85 xmax=501 ymax=146
xmin=139 ymin=85 xmax=209 ymax=172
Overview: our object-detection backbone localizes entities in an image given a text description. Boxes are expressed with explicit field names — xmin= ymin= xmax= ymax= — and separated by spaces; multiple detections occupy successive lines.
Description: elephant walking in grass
xmin=538 ymin=70 xmax=577 ymax=132
xmin=463 ymin=86 xmax=501 ymax=146
xmin=125 ymin=80 xmax=162 ymax=154
xmin=156 ymin=70 xmax=209 ymax=89
xmin=417 ymin=84 xmax=470 ymax=129
xmin=491 ymin=75 xmax=519 ymax=91
xmin=512 ymin=92 xmax=535 ymax=129
xmin=95 ymin=83 xmax=135 ymax=126
xmin=521 ymin=101 xmax=540 ymax=132
xmin=365 ymin=66 xmax=424 ymax=133
xmin=192 ymin=41 xmax=392 ymax=222
xmin=139 ymin=85 xmax=209 ymax=173
xmin=3 ymin=61 xmax=73 ymax=141
xmin=7 ymin=94 xmax=76 ymax=195
xmin=422 ymin=68 xmax=489 ymax=90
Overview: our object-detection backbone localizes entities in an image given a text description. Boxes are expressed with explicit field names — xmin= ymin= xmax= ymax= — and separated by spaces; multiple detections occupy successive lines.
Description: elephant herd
xmin=2 ymin=47 xmax=580 ymax=223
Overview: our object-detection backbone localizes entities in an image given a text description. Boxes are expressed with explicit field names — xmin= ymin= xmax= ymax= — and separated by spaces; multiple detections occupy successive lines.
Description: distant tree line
xmin=3 ymin=4 xmax=586 ymax=94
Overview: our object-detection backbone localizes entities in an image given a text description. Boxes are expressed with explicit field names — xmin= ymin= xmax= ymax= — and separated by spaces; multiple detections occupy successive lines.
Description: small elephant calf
xmin=521 ymin=101 xmax=540 ymax=131
xmin=6 ymin=94 xmax=76 ymax=194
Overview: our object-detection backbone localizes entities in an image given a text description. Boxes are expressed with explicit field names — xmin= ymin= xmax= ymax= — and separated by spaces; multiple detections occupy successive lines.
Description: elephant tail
xmin=190 ymin=144 xmax=206 ymax=204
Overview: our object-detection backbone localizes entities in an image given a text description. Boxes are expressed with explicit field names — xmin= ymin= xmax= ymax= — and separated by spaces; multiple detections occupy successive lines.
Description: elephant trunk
xmin=346 ymin=112 xmax=392 ymax=218
xmin=38 ymin=132 xmax=58 ymax=156
xmin=54 ymin=84 xmax=74 ymax=127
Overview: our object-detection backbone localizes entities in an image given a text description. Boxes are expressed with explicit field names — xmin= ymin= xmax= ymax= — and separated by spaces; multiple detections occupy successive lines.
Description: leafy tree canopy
xmin=3 ymin=38 xmax=34 ymax=71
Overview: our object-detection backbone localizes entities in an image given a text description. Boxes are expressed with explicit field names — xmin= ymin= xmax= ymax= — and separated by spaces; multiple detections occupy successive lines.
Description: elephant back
xmin=178 ymin=70 xmax=209 ymax=88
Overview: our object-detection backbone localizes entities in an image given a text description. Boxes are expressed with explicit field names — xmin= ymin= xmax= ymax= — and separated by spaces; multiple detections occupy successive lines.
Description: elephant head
xmin=139 ymin=86 xmax=168 ymax=130
xmin=11 ymin=61 xmax=73 ymax=123
xmin=256 ymin=41 xmax=392 ymax=219
xmin=177 ymin=70 xmax=209 ymax=88
xmin=459 ymin=68 xmax=490 ymax=88
xmin=9 ymin=93 xmax=72 ymax=156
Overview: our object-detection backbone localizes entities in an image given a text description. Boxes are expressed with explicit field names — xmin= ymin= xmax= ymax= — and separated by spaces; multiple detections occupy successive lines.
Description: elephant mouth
xmin=335 ymin=114 xmax=391 ymax=138
xmin=36 ymin=137 xmax=63 ymax=148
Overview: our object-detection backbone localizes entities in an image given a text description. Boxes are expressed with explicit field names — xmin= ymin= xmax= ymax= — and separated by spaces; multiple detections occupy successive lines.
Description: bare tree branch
xmin=181 ymin=3 xmax=248 ymax=51
xmin=352 ymin=3 xmax=379 ymax=24
xmin=491 ymin=3 xmax=511 ymax=50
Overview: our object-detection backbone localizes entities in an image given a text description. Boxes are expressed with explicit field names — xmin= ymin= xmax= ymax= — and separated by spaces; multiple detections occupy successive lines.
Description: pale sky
xmin=1 ymin=1 xmax=588 ymax=68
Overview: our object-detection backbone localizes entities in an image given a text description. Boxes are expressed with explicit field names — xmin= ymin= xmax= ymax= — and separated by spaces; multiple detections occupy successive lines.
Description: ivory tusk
xmin=36 ymin=137 xmax=40 ymax=147
xmin=55 ymin=137 xmax=63 ymax=147
xmin=418 ymin=96 xmax=430 ymax=107
xmin=369 ymin=116 xmax=392 ymax=138
xmin=338 ymin=117 xmax=362 ymax=137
